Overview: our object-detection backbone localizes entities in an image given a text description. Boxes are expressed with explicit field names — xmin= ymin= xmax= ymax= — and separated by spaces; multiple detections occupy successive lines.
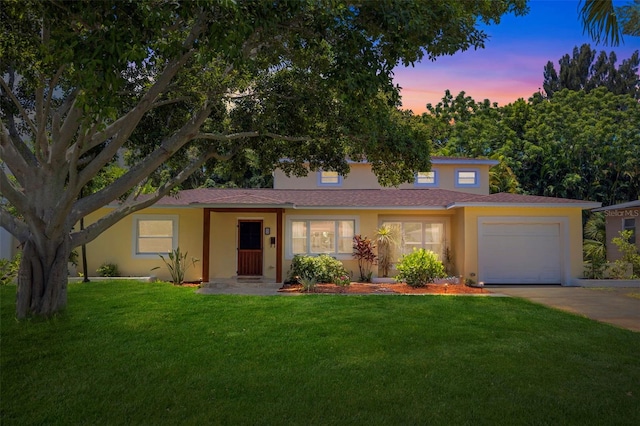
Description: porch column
xmin=277 ymin=209 xmax=283 ymax=283
xmin=202 ymin=208 xmax=211 ymax=282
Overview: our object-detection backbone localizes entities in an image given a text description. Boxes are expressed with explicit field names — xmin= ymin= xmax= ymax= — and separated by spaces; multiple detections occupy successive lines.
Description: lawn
xmin=2 ymin=281 xmax=639 ymax=425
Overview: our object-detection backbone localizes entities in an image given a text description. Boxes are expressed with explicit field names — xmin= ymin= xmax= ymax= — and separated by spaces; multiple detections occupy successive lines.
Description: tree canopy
xmin=0 ymin=0 xmax=527 ymax=317
xmin=425 ymin=45 xmax=640 ymax=206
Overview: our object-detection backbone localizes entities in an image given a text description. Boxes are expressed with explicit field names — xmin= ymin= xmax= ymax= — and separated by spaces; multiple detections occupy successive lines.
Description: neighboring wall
xmin=604 ymin=208 xmax=639 ymax=261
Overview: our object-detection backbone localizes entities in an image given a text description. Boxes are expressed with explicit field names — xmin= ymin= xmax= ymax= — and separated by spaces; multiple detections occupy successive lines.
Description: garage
xmin=478 ymin=219 xmax=564 ymax=284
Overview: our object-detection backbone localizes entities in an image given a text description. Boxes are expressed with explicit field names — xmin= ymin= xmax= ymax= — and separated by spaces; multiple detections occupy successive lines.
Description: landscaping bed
xmin=279 ymin=282 xmax=487 ymax=294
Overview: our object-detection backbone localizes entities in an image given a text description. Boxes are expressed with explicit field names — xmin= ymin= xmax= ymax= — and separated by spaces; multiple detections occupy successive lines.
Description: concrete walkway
xmin=485 ymin=286 xmax=640 ymax=332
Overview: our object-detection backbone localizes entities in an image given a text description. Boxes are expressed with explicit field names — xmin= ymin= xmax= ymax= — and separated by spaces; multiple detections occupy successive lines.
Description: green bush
xmin=0 ymin=251 xmax=21 ymax=286
xmin=287 ymin=254 xmax=348 ymax=284
xmin=395 ymin=249 xmax=445 ymax=287
xmin=611 ymin=230 xmax=640 ymax=279
xmin=97 ymin=262 xmax=120 ymax=277
xmin=151 ymin=247 xmax=199 ymax=284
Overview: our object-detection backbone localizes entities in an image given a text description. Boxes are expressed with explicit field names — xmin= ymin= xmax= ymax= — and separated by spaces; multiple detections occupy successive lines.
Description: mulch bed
xmin=278 ymin=282 xmax=487 ymax=295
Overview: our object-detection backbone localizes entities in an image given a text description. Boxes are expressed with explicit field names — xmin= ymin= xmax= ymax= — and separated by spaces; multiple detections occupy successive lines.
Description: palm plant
xmin=375 ymin=225 xmax=398 ymax=278
xmin=583 ymin=212 xmax=606 ymax=278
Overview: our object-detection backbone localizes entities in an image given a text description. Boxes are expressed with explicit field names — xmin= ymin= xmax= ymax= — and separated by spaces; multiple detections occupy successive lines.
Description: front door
xmin=237 ymin=220 xmax=263 ymax=276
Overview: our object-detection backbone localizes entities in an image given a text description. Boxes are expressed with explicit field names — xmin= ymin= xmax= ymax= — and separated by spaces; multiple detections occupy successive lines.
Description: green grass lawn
xmin=2 ymin=281 xmax=639 ymax=425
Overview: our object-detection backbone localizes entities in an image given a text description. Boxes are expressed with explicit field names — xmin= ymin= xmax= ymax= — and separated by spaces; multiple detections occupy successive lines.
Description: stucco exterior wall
xmin=83 ymin=207 xmax=204 ymax=282
xmin=274 ymin=163 xmax=492 ymax=195
xmin=459 ymin=207 xmax=585 ymax=285
xmin=281 ymin=208 xmax=457 ymax=280
xmin=208 ymin=211 xmax=279 ymax=280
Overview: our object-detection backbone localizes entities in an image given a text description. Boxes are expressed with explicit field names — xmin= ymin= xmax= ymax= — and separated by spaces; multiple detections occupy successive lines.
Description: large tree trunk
xmin=16 ymin=236 xmax=70 ymax=319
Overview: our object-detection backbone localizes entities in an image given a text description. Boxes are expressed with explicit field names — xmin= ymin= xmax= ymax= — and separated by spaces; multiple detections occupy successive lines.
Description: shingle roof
xmin=592 ymin=200 xmax=640 ymax=211
xmin=153 ymin=188 xmax=599 ymax=210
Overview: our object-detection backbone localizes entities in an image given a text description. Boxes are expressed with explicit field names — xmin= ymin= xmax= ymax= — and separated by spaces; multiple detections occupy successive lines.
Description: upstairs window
xmin=623 ymin=218 xmax=636 ymax=244
xmin=415 ymin=171 xmax=438 ymax=187
xmin=455 ymin=169 xmax=480 ymax=188
xmin=318 ymin=171 xmax=342 ymax=187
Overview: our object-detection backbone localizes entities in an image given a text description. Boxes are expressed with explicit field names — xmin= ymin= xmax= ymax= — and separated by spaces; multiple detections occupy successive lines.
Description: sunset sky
xmin=393 ymin=0 xmax=640 ymax=114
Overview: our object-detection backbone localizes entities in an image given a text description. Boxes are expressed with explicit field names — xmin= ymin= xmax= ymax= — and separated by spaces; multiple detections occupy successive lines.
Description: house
xmin=82 ymin=157 xmax=600 ymax=285
xmin=592 ymin=200 xmax=640 ymax=262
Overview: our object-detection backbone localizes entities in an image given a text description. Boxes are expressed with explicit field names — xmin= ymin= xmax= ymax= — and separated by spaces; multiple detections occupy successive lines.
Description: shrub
xmin=299 ymin=275 xmax=317 ymax=292
xmin=611 ymin=230 xmax=640 ymax=279
xmin=333 ymin=273 xmax=351 ymax=288
xmin=395 ymin=249 xmax=445 ymax=288
xmin=151 ymin=247 xmax=199 ymax=284
xmin=287 ymin=254 xmax=347 ymax=284
xmin=353 ymin=234 xmax=376 ymax=282
xmin=97 ymin=262 xmax=119 ymax=277
xmin=0 ymin=251 xmax=21 ymax=286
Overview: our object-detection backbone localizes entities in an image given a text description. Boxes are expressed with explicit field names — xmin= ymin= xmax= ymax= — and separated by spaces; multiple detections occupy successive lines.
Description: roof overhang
xmin=592 ymin=200 xmax=640 ymax=211
xmin=446 ymin=201 xmax=601 ymax=210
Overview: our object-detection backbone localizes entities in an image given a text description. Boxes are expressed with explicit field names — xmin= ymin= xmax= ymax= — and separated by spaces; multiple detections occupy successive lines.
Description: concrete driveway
xmin=485 ymin=286 xmax=640 ymax=332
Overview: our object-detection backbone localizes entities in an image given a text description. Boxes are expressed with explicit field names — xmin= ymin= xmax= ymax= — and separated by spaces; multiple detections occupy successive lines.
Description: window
xmin=133 ymin=215 xmax=178 ymax=257
xmin=288 ymin=218 xmax=356 ymax=257
xmin=415 ymin=170 xmax=438 ymax=187
xmin=318 ymin=171 xmax=342 ymax=186
xmin=381 ymin=220 xmax=446 ymax=264
xmin=455 ymin=169 xmax=479 ymax=187
xmin=623 ymin=218 xmax=636 ymax=245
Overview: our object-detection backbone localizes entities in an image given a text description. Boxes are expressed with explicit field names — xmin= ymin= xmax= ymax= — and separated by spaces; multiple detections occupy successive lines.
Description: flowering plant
xmin=334 ymin=274 xmax=351 ymax=287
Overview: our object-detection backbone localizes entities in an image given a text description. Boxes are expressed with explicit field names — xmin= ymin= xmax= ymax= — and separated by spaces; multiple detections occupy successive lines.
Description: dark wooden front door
xmin=237 ymin=220 xmax=263 ymax=276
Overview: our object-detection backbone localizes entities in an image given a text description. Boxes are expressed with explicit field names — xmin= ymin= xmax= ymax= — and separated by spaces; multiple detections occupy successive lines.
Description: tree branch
xmin=0 ymin=121 xmax=36 ymax=188
xmin=196 ymin=131 xmax=311 ymax=142
xmin=0 ymin=74 xmax=37 ymax=137
xmin=151 ymin=96 xmax=193 ymax=109
xmin=70 ymin=102 xmax=214 ymax=224
xmin=0 ymin=209 xmax=30 ymax=243
xmin=70 ymin=145 xmax=219 ymax=248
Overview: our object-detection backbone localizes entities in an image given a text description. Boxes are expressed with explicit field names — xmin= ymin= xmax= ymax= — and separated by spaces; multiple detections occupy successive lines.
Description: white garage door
xmin=479 ymin=221 xmax=562 ymax=284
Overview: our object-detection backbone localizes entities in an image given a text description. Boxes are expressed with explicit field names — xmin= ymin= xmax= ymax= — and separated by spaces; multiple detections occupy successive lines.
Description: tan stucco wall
xmin=208 ymin=211 xmax=279 ymax=280
xmin=274 ymin=163 xmax=491 ymax=195
xmin=458 ymin=207 xmax=585 ymax=285
xmin=281 ymin=208 xmax=457 ymax=280
xmin=83 ymin=207 xmax=204 ymax=282
xmin=604 ymin=209 xmax=639 ymax=261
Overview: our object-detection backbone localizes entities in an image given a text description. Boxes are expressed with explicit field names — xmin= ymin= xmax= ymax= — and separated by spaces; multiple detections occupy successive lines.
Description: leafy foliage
xmin=375 ymin=225 xmax=398 ymax=278
xmin=583 ymin=213 xmax=607 ymax=279
xmin=0 ymin=251 xmax=21 ymax=286
xmin=1 ymin=0 xmax=528 ymax=317
xmin=97 ymin=263 xmax=119 ymax=278
xmin=395 ymin=249 xmax=446 ymax=288
xmin=428 ymin=85 xmax=640 ymax=205
xmin=287 ymin=254 xmax=347 ymax=285
xmin=352 ymin=235 xmax=377 ymax=282
xmin=542 ymin=44 xmax=639 ymax=99
xmin=611 ymin=230 xmax=640 ymax=279
xmin=152 ymin=248 xmax=199 ymax=284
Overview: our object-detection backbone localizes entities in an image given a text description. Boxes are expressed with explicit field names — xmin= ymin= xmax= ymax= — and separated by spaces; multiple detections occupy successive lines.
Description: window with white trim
xmin=455 ymin=169 xmax=479 ymax=187
xmin=133 ymin=215 xmax=178 ymax=257
xmin=381 ymin=220 xmax=446 ymax=263
xmin=623 ymin=218 xmax=636 ymax=244
xmin=318 ymin=171 xmax=342 ymax=186
xmin=415 ymin=170 xmax=438 ymax=187
xmin=288 ymin=218 xmax=355 ymax=257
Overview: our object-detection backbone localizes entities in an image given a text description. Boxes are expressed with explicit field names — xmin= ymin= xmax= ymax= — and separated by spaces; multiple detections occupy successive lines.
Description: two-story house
xmin=83 ymin=157 xmax=599 ymax=285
